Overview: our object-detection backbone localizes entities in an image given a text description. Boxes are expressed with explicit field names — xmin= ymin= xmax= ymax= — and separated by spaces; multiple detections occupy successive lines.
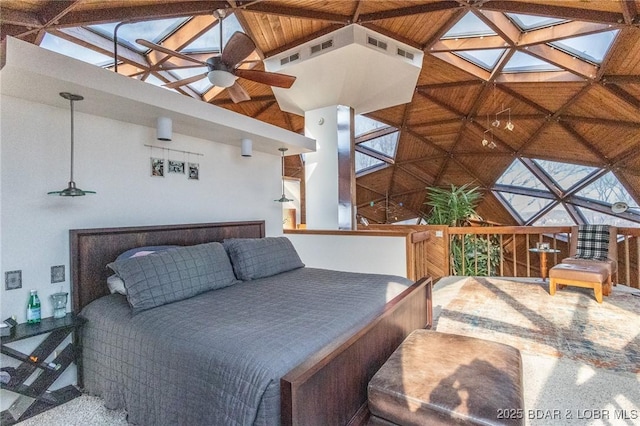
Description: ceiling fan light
xmin=207 ymin=70 xmax=236 ymax=88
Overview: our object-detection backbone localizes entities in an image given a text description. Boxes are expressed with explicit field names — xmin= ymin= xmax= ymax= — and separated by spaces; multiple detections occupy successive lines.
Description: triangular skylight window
xmin=533 ymin=159 xmax=597 ymax=190
xmin=355 ymin=115 xmax=387 ymax=136
xmin=503 ymin=52 xmax=562 ymax=73
xmin=578 ymin=208 xmax=639 ymax=227
xmin=88 ymin=18 xmax=189 ymax=52
xmin=505 ymin=13 xmax=567 ymax=31
xmin=442 ymin=12 xmax=496 ymax=39
xmin=360 ymin=132 xmax=399 ymax=159
xmin=355 ymin=115 xmax=397 ymax=174
xmin=497 ymin=192 xmax=554 ymax=222
xmin=575 ymin=172 xmax=634 ymax=204
xmin=355 ymin=152 xmax=385 ymax=173
xmin=183 ymin=14 xmax=242 ymax=53
xmin=454 ymin=49 xmax=505 ymax=71
xmin=41 ymin=33 xmax=115 ymax=67
xmin=549 ymin=30 xmax=618 ymax=65
xmin=496 ymin=159 xmax=547 ymax=191
xmin=532 ymin=205 xmax=574 ymax=226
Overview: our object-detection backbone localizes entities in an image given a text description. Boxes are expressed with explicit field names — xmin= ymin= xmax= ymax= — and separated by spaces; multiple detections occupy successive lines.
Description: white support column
xmin=304 ymin=105 xmax=356 ymax=230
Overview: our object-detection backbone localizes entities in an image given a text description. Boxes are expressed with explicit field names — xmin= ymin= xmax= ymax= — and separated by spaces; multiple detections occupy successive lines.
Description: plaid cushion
xmin=574 ymin=225 xmax=610 ymax=261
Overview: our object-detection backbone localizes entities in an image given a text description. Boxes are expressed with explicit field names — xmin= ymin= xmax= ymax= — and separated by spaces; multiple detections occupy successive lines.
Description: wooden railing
xmin=366 ymin=224 xmax=640 ymax=288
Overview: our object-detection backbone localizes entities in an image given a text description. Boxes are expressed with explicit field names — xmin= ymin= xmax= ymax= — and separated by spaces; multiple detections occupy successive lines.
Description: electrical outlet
xmin=51 ymin=265 xmax=65 ymax=283
xmin=5 ymin=270 xmax=22 ymax=290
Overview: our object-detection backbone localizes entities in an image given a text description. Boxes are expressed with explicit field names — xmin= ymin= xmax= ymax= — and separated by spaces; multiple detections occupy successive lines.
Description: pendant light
xmin=48 ymin=92 xmax=95 ymax=196
xmin=274 ymin=147 xmax=292 ymax=202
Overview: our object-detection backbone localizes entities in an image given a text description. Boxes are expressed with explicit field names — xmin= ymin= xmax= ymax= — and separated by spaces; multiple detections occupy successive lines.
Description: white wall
xmin=286 ymin=233 xmax=408 ymax=277
xmin=0 ymin=95 xmax=285 ymax=322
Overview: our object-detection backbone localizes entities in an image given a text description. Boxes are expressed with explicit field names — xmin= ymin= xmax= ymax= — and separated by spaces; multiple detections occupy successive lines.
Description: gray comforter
xmin=80 ymin=267 xmax=413 ymax=425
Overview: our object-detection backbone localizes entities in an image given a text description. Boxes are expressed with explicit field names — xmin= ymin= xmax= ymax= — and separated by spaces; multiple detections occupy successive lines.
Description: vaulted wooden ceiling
xmin=2 ymin=0 xmax=639 ymax=225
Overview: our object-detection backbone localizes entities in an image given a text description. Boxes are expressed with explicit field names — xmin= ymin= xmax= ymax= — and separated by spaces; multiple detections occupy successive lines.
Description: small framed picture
xmin=5 ymin=270 xmax=22 ymax=291
xmin=51 ymin=265 xmax=65 ymax=283
xmin=168 ymin=160 xmax=185 ymax=174
xmin=151 ymin=158 xmax=165 ymax=177
xmin=188 ymin=162 xmax=199 ymax=180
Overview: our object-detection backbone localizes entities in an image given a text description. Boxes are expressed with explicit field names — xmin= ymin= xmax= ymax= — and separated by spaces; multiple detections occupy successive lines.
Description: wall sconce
xmin=241 ymin=138 xmax=252 ymax=157
xmin=156 ymin=117 xmax=172 ymax=141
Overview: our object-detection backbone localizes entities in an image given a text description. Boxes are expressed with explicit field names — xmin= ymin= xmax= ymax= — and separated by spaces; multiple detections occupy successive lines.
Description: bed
xmin=70 ymin=220 xmax=432 ymax=425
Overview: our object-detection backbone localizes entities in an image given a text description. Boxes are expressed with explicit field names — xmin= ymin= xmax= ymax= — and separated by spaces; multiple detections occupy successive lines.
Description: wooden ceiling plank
xmin=241 ymin=4 xmax=348 ymax=24
xmin=602 ymin=75 xmax=640 ymax=84
xmin=499 ymin=85 xmax=552 ymax=115
xmin=358 ymin=1 xmax=461 ymax=23
xmin=561 ymin=116 xmax=640 ymax=128
xmin=0 ymin=8 xmax=42 ymax=28
xmin=56 ymin=2 xmax=229 ymax=28
xmin=212 ymin=94 xmax=275 ymax=105
xmin=417 ymin=80 xmax=481 ymax=90
xmin=415 ymin=89 xmax=465 ymax=117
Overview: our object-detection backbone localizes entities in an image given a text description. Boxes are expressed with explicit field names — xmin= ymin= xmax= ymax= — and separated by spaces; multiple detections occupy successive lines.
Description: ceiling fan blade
xmin=136 ymin=39 xmax=207 ymax=65
xmin=163 ymin=73 xmax=208 ymax=89
xmin=221 ymin=32 xmax=256 ymax=68
xmin=227 ymin=81 xmax=251 ymax=103
xmin=234 ymin=69 xmax=296 ymax=88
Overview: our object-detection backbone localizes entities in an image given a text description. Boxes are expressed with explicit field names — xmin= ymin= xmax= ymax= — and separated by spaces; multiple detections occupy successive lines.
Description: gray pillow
xmin=223 ymin=237 xmax=304 ymax=281
xmin=108 ymin=242 xmax=238 ymax=313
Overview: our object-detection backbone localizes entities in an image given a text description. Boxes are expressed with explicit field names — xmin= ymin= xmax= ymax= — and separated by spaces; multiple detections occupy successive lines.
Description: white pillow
xmin=107 ymin=274 xmax=127 ymax=295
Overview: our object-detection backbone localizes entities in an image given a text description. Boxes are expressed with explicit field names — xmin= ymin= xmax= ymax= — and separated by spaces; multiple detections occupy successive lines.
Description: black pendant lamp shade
xmin=275 ymin=147 xmax=293 ymax=203
xmin=48 ymin=92 xmax=96 ymax=196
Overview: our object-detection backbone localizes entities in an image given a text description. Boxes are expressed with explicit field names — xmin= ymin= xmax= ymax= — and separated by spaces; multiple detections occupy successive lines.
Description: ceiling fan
xmin=135 ymin=10 xmax=296 ymax=103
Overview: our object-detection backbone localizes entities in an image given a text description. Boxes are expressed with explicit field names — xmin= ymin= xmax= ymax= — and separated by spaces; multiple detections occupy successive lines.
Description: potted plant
xmin=423 ymin=184 xmax=500 ymax=276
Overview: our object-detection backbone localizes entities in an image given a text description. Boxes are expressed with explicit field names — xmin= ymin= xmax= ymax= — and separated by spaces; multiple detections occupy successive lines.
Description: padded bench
xmin=368 ymin=330 xmax=524 ymax=426
xmin=549 ymin=263 xmax=611 ymax=303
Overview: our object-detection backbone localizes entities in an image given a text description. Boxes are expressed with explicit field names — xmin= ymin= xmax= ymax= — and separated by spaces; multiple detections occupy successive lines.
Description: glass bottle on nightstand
xmin=26 ymin=290 xmax=41 ymax=324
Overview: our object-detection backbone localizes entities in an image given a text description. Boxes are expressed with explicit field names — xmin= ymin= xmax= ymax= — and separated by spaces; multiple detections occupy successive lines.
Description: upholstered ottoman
xmin=549 ymin=263 xmax=611 ymax=303
xmin=368 ymin=330 xmax=524 ymax=426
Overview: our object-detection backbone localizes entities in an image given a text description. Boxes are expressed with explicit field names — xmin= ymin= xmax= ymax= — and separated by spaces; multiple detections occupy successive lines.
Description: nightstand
xmin=0 ymin=313 xmax=85 ymax=425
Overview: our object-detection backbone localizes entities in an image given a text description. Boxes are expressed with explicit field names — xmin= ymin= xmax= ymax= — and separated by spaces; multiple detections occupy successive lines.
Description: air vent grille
xmin=397 ymin=48 xmax=414 ymax=60
xmin=367 ymin=36 xmax=388 ymax=50
xmin=310 ymin=39 xmax=334 ymax=54
xmin=280 ymin=52 xmax=300 ymax=66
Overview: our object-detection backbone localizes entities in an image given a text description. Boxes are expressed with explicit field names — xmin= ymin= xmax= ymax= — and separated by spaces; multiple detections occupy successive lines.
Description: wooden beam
xmin=620 ymin=0 xmax=639 ymax=25
xmin=430 ymin=51 xmax=491 ymax=80
xmin=429 ymin=35 xmax=508 ymax=52
xmin=517 ymin=21 xmax=613 ymax=47
xmin=475 ymin=9 xmax=520 ymax=45
xmin=358 ymin=2 xmax=461 ymax=23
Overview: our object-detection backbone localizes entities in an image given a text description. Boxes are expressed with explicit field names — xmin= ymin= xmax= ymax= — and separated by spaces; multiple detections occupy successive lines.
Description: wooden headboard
xmin=69 ymin=221 xmax=265 ymax=313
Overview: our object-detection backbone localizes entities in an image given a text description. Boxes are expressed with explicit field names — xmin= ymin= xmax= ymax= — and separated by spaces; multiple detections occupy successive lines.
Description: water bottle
xmin=26 ymin=290 xmax=41 ymax=324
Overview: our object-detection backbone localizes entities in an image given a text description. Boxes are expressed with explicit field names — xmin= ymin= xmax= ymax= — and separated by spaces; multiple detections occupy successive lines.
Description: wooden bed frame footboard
xmin=281 ymin=276 xmax=433 ymax=426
